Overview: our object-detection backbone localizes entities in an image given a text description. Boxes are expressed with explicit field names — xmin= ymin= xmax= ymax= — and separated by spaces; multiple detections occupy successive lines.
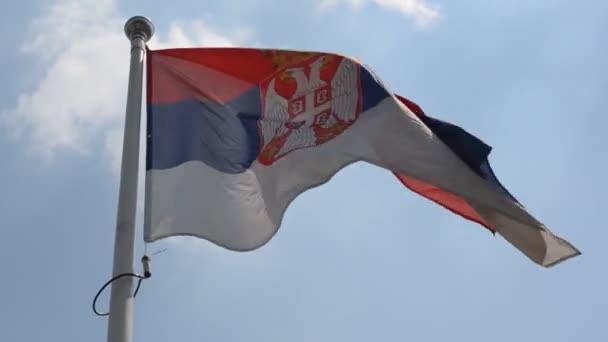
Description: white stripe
xmin=144 ymin=161 xmax=274 ymax=251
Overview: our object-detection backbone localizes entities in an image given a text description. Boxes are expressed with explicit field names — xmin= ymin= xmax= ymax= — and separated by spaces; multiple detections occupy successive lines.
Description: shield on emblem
xmin=258 ymin=54 xmax=363 ymax=165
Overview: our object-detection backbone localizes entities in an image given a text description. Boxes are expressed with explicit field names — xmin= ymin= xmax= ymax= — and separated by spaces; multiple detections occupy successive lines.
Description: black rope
xmin=133 ymin=276 xmax=144 ymax=298
xmin=92 ymin=273 xmax=147 ymax=316
xmin=92 ymin=255 xmax=152 ymax=316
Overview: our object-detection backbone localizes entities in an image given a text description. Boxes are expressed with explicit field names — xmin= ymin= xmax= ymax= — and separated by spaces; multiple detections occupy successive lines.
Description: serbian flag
xmin=144 ymin=47 xmax=579 ymax=267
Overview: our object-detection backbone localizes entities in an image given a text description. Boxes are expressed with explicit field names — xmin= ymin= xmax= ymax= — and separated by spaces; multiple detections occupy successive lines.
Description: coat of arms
xmin=258 ymin=54 xmax=362 ymax=165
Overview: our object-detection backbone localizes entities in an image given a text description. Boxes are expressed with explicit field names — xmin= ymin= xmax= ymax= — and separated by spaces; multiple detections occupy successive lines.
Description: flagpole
xmin=106 ymin=16 xmax=154 ymax=342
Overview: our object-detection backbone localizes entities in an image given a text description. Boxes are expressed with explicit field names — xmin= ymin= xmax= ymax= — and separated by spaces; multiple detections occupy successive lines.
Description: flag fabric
xmin=144 ymin=47 xmax=579 ymax=267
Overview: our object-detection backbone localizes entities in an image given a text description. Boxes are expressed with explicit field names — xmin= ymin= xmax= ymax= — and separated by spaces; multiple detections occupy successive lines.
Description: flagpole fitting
xmin=124 ymin=16 xmax=154 ymax=42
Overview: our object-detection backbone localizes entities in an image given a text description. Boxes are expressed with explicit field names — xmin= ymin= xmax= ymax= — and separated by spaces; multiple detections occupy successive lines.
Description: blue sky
xmin=1 ymin=0 xmax=607 ymax=341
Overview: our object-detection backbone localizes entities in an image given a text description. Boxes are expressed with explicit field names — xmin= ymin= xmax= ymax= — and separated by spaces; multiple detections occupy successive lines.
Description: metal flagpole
xmin=106 ymin=16 xmax=154 ymax=342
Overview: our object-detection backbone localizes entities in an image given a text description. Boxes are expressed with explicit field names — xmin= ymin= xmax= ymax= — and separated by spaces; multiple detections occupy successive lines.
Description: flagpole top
xmin=124 ymin=16 xmax=154 ymax=42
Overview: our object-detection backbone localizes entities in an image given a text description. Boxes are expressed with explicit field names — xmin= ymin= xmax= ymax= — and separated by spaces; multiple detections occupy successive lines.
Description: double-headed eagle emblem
xmin=258 ymin=55 xmax=362 ymax=165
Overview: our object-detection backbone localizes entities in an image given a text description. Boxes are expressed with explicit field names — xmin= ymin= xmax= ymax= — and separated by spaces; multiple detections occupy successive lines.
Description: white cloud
xmin=154 ymin=20 xmax=254 ymax=49
xmin=319 ymin=0 xmax=440 ymax=28
xmin=1 ymin=0 xmax=252 ymax=173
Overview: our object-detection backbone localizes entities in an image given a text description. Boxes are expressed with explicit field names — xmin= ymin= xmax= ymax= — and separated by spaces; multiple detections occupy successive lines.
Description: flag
xmin=144 ymin=47 xmax=579 ymax=267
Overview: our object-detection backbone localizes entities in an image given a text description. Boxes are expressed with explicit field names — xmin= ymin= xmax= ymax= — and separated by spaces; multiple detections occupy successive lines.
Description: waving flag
xmin=144 ymin=47 xmax=579 ymax=267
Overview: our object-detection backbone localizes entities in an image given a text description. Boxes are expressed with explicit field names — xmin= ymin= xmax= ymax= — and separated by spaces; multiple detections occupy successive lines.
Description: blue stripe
xmin=146 ymin=86 xmax=262 ymax=173
xmin=361 ymin=65 xmax=390 ymax=111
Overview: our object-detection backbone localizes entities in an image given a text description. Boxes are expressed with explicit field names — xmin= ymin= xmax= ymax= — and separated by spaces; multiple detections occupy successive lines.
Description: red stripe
xmin=147 ymin=48 xmax=275 ymax=105
xmin=147 ymin=48 xmax=323 ymax=105
xmin=151 ymin=48 xmax=276 ymax=83
xmin=395 ymin=94 xmax=425 ymax=118
xmin=395 ymin=174 xmax=495 ymax=233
